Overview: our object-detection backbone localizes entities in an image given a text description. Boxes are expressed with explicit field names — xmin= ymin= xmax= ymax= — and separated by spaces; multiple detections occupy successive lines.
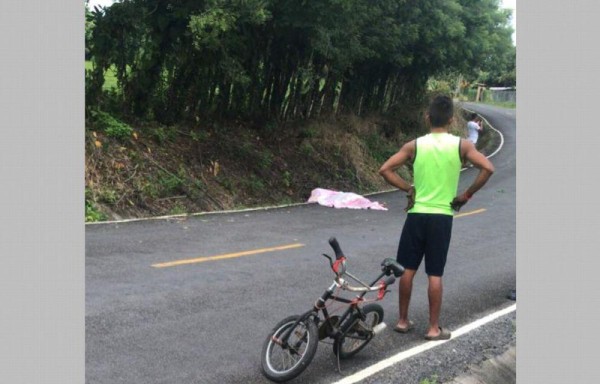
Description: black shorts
xmin=396 ymin=213 xmax=453 ymax=276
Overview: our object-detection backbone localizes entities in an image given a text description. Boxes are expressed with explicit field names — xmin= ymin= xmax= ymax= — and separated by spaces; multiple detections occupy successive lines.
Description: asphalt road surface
xmin=86 ymin=102 xmax=516 ymax=384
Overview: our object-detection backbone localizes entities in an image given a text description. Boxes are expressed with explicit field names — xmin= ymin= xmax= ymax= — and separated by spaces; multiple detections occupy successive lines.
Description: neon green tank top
xmin=408 ymin=133 xmax=462 ymax=216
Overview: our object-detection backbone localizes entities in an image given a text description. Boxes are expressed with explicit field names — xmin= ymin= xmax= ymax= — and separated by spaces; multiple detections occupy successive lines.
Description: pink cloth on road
xmin=307 ymin=188 xmax=387 ymax=211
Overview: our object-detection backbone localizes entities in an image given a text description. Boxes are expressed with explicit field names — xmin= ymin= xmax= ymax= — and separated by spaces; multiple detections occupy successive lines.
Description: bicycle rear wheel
xmin=333 ymin=303 xmax=384 ymax=359
xmin=261 ymin=315 xmax=319 ymax=382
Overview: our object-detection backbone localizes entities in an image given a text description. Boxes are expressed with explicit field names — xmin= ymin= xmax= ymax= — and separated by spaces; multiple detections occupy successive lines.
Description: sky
xmin=88 ymin=0 xmax=114 ymax=10
xmin=87 ymin=0 xmax=516 ymax=43
xmin=502 ymin=0 xmax=517 ymax=44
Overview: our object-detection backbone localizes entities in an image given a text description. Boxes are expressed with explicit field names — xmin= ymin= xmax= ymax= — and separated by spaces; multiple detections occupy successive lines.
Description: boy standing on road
xmin=378 ymin=95 xmax=494 ymax=340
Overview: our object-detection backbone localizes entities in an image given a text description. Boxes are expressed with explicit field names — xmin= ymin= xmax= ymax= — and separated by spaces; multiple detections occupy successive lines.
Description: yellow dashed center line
xmin=152 ymin=243 xmax=305 ymax=268
xmin=454 ymin=208 xmax=486 ymax=218
xmin=152 ymin=209 xmax=485 ymax=268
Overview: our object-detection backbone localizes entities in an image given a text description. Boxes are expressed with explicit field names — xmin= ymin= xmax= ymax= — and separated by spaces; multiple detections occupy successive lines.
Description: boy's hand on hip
xmin=450 ymin=193 xmax=470 ymax=212
xmin=405 ymin=187 xmax=415 ymax=212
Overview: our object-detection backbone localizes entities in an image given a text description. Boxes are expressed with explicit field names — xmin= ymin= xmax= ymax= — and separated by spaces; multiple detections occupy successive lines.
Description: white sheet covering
xmin=307 ymin=188 xmax=387 ymax=211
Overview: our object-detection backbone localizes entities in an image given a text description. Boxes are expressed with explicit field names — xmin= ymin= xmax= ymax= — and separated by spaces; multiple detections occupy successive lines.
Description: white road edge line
xmin=86 ymin=105 xmax=506 ymax=225
xmin=330 ymin=304 xmax=517 ymax=384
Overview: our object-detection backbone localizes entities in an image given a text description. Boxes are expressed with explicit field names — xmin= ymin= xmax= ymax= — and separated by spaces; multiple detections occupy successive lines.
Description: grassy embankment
xmin=85 ymin=65 xmax=491 ymax=222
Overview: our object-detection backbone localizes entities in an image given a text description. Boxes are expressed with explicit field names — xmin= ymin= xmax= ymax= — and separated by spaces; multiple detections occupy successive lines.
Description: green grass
xmin=168 ymin=203 xmax=187 ymax=215
xmin=459 ymin=88 xmax=516 ymax=109
xmin=476 ymin=100 xmax=516 ymax=109
xmin=420 ymin=375 xmax=439 ymax=384
xmin=85 ymin=200 xmax=106 ymax=222
xmin=85 ymin=60 xmax=119 ymax=90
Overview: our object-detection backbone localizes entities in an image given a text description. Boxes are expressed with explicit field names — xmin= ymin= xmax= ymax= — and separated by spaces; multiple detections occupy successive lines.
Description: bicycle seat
xmin=381 ymin=258 xmax=405 ymax=277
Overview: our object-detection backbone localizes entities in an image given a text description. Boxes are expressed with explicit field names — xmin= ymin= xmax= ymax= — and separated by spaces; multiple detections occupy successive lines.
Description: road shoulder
xmin=357 ymin=310 xmax=516 ymax=384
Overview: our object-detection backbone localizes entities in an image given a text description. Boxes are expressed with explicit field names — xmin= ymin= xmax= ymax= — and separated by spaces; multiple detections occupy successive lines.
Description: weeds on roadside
xmin=89 ymin=110 xmax=133 ymax=141
xmin=85 ymin=188 xmax=106 ymax=222
xmin=420 ymin=374 xmax=439 ymax=384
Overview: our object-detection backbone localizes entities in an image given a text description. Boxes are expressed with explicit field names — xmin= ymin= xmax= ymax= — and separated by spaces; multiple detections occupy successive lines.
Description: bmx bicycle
xmin=260 ymin=237 xmax=405 ymax=382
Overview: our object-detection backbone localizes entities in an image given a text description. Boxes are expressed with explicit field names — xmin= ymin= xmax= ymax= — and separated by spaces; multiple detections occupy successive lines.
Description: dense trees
xmin=86 ymin=0 xmax=515 ymax=125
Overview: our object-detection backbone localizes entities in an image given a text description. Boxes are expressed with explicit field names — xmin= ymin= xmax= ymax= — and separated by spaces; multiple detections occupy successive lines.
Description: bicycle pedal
xmin=372 ymin=323 xmax=387 ymax=335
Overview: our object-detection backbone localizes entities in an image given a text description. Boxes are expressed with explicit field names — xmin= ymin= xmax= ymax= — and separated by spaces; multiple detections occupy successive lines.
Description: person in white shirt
xmin=466 ymin=113 xmax=483 ymax=144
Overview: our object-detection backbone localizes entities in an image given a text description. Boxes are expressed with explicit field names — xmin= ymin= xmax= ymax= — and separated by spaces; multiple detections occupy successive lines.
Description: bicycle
xmin=260 ymin=237 xmax=405 ymax=382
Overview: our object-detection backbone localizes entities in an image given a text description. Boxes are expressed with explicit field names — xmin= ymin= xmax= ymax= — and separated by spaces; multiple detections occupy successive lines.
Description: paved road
xmin=86 ymin=103 xmax=516 ymax=384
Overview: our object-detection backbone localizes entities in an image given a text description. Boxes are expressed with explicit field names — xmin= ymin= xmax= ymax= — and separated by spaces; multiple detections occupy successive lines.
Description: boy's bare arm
xmin=452 ymin=140 xmax=494 ymax=211
xmin=379 ymin=141 xmax=415 ymax=192
xmin=379 ymin=141 xmax=416 ymax=211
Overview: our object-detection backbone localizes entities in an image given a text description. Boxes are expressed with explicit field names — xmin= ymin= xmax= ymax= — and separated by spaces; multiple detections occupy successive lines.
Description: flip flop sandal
xmin=393 ymin=320 xmax=414 ymax=333
xmin=424 ymin=327 xmax=451 ymax=340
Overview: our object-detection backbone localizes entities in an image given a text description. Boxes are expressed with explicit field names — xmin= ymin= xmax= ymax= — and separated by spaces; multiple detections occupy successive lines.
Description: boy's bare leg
xmin=396 ymin=269 xmax=417 ymax=329
xmin=426 ymin=275 xmax=443 ymax=337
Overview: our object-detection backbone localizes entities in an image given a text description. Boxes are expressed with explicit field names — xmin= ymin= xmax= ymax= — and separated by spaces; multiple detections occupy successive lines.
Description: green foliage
xmin=420 ymin=376 xmax=439 ymax=384
xmin=85 ymin=61 xmax=119 ymax=90
xmin=89 ymin=110 xmax=133 ymax=140
xmin=364 ymin=133 xmax=398 ymax=165
xmin=245 ymin=174 xmax=265 ymax=193
xmin=152 ymin=126 xmax=178 ymax=144
xmin=142 ymin=180 xmax=160 ymax=199
xmin=300 ymin=141 xmax=315 ymax=156
xmin=217 ymin=175 xmax=234 ymax=192
xmin=85 ymin=3 xmax=95 ymax=60
xmin=85 ymin=0 xmax=515 ymax=125
xmin=282 ymin=171 xmax=292 ymax=188
xmin=98 ymin=188 xmax=119 ymax=204
xmin=85 ymin=188 xmax=106 ymax=222
xmin=258 ymin=150 xmax=274 ymax=170
xmin=85 ymin=200 xmax=106 ymax=222
xmin=189 ymin=8 xmax=238 ymax=50
xmin=169 ymin=203 xmax=187 ymax=215
xmin=157 ymin=170 xmax=184 ymax=197
xmin=476 ymin=45 xmax=516 ymax=87
xmin=427 ymin=78 xmax=454 ymax=95
xmin=190 ymin=129 xmax=209 ymax=142
xmin=299 ymin=126 xmax=318 ymax=139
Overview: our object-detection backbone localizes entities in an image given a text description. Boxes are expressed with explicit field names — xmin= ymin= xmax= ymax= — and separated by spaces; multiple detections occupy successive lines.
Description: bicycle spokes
xmin=267 ymin=322 xmax=309 ymax=371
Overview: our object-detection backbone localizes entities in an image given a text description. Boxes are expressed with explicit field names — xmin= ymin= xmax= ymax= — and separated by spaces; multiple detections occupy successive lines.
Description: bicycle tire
xmin=333 ymin=303 xmax=384 ymax=359
xmin=261 ymin=315 xmax=319 ymax=382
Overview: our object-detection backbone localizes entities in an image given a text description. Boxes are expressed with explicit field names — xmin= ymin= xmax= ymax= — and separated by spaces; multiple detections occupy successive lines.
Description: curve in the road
xmin=461 ymin=105 xmax=505 ymax=159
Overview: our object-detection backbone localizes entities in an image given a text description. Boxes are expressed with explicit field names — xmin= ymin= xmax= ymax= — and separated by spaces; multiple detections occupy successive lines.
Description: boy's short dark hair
xmin=470 ymin=113 xmax=478 ymax=120
xmin=428 ymin=95 xmax=454 ymax=127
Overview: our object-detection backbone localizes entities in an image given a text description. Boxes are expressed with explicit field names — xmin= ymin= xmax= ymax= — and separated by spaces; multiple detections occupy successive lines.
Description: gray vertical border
xmin=518 ymin=0 xmax=600 ymax=383
xmin=0 ymin=1 xmax=84 ymax=383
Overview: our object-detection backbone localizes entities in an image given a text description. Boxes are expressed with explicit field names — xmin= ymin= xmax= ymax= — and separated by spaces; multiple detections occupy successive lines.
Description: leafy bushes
xmin=85 ymin=188 xmax=106 ymax=222
xmin=89 ymin=110 xmax=133 ymax=140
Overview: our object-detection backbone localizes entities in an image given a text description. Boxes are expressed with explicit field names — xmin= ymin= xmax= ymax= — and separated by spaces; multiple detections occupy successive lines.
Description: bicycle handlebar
xmin=323 ymin=237 xmax=402 ymax=294
xmin=335 ymin=275 xmax=395 ymax=292
xmin=328 ymin=237 xmax=344 ymax=260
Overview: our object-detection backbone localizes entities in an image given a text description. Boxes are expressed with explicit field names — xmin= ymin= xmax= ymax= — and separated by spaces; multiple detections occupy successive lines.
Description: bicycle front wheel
xmin=334 ymin=303 xmax=384 ymax=359
xmin=261 ymin=315 xmax=319 ymax=382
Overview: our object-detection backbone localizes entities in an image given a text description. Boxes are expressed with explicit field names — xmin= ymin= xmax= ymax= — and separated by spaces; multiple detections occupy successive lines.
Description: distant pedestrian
xmin=379 ymin=95 xmax=494 ymax=340
xmin=467 ymin=113 xmax=483 ymax=145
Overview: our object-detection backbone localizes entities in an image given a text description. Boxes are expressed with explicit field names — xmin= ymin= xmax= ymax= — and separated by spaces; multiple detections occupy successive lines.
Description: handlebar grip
xmin=384 ymin=276 xmax=396 ymax=286
xmin=328 ymin=237 xmax=344 ymax=260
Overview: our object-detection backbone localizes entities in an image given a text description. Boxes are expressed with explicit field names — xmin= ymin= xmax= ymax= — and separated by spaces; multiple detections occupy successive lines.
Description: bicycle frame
xmin=261 ymin=237 xmax=406 ymax=383
xmin=276 ymin=268 xmax=390 ymax=349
